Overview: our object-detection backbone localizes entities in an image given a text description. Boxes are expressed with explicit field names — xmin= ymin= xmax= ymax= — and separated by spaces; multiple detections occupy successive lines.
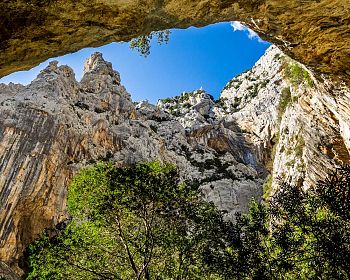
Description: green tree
xmin=26 ymin=161 xmax=231 ymax=280
xmin=129 ymin=30 xmax=170 ymax=57
xmin=223 ymin=166 xmax=350 ymax=279
xmin=268 ymin=166 xmax=350 ymax=279
xmin=26 ymin=162 xmax=350 ymax=279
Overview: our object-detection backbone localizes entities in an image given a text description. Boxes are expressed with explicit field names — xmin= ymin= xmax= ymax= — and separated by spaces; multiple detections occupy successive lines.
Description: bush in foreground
xmin=26 ymin=163 xmax=350 ymax=279
xmin=26 ymin=162 xmax=231 ymax=280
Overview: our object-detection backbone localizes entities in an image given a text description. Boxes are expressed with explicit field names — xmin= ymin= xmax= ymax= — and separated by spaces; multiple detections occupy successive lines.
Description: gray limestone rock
xmin=1 ymin=46 xmax=349 ymax=277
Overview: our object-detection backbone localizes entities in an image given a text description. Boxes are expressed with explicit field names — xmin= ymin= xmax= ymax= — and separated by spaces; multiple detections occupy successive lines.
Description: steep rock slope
xmin=0 ymin=53 xmax=265 ymax=276
xmin=158 ymin=46 xmax=285 ymax=177
xmin=0 ymin=0 xmax=349 ymax=83
xmin=158 ymin=43 xmax=350 ymax=206
xmin=270 ymin=64 xmax=350 ymax=194
xmin=214 ymin=46 xmax=350 ymax=196
xmin=1 ymin=46 xmax=349 ymax=278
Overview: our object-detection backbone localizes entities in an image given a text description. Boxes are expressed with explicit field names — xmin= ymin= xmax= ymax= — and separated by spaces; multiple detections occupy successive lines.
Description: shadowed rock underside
xmin=0 ymin=0 xmax=349 ymax=84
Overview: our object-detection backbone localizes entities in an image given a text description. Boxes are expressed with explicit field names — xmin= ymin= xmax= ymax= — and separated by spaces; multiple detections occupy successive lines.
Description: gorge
xmin=0 ymin=0 xmax=350 ymax=278
xmin=1 ymin=44 xmax=349 ymax=278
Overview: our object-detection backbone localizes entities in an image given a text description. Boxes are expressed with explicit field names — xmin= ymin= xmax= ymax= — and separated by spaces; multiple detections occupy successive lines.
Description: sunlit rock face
xmin=216 ymin=46 xmax=350 ymax=195
xmin=0 ymin=52 xmax=264 ymax=276
xmin=1 ymin=45 xmax=350 ymax=278
xmin=159 ymin=44 xmax=350 ymax=208
xmin=0 ymin=0 xmax=349 ymax=84
xmin=0 ymin=53 xmax=134 ymax=275
xmin=270 ymin=69 xmax=350 ymax=193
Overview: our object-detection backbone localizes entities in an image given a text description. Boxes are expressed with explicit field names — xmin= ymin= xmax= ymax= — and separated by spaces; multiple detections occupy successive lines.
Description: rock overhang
xmin=0 ymin=0 xmax=349 ymax=85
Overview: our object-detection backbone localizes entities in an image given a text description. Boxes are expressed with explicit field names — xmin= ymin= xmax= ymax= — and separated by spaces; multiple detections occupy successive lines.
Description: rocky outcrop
xmin=0 ymin=262 xmax=19 ymax=280
xmin=1 ymin=45 xmax=349 ymax=278
xmin=0 ymin=54 xmax=133 ymax=275
xmin=0 ymin=0 xmax=349 ymax=84
xmin=0 ymin=52 xmax=264 ymax=276
xmin=270 ymin=63 xmax=350 ymax=194
xmin=212 ymin=46 xmax=350 ymax=197
xmin=158 ymin=44 xmax=350 ymax=204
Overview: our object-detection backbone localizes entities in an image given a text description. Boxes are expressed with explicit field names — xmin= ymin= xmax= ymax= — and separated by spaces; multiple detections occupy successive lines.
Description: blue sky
xmin=0 ymin=22 xmax=270 ymax=103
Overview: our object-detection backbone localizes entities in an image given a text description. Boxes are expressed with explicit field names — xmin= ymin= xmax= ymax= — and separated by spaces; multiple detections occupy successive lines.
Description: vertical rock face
xmin=270 ymin=71 xmax=350 ymax=193
xmin=157 ymin=46 xmax=286 ymax=175
xmin=0 ymin=55 xmax=134 ymax=274
xmin=0 ymin=52 xmax=264 ymax=276
xmin=214 ymin=46 xmax=350 ymax=195
xmin=1 ymin=46 xmax=350 ymax=278
xmin=157 ymin=44 xmax=350 ymax=200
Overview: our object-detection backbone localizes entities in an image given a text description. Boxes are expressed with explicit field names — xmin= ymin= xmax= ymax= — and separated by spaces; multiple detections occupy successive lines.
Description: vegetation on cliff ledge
xmin=26 ymin=163 xmax=350 ymax=279
xmin=284 ymin=61 xmax=314 ymax=88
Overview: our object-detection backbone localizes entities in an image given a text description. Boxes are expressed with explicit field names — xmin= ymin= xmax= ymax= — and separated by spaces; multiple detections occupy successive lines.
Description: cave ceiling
xmin=0 ymin=0 xmax=349 ymax=83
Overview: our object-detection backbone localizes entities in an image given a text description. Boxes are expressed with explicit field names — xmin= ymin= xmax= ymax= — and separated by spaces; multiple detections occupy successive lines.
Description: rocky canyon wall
xmin=1 ymin=45 xmax=350 ymax=278
xmin=0 ymin=52 xmax=265 ymax=277
xmin=1 ymin=2 xmax=350 ymax=279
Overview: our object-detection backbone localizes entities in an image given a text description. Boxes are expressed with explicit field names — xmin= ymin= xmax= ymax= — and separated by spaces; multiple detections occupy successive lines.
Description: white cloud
xmin=230 ymin=21 xmax=246 ymax=32
xmin=230 ymin=21 xmax=264 ymax=43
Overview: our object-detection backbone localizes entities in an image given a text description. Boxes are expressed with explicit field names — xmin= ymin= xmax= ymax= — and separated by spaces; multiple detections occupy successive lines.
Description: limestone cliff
xmin=0 ymin=0 xmax=349 ymax=85
xmin=0 ymin=52 xmax=264 ymax=277
xmin=1 ymin=46 xmax=350 ymax=278
xmin=269 ymin=59 xmax=350 ymax=194
xmin=157 ymin=43 xmax=350 ymax=212
xmin=215 ymin=46 xmax=350 ymax=197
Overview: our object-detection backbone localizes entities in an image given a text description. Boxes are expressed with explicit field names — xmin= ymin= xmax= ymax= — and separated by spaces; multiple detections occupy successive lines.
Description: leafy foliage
xmin=284 ymin=62 xmax=314 ymax=87
xmin=277 ymin=87 xmax=292 ymax=123
xmin=26 ymin=161 xmax=231 ymax=280
xmin=26 ymin=162 xmax=350 ymax=279
xmin=225 ymin=166 xmax=350 ymax=279
xmin=262 ymin=174 xmax=272 ymax=201
xmin=129 ymin=30 xmax=170 ymax=57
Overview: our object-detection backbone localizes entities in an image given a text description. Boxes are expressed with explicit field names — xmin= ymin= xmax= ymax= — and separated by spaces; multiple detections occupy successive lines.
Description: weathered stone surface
xmin=0 ymin=0 xmax=349 ymax=84
xmin=0 ymin=52 xmax=265 ymax=276
xmin=163 ymin=44 xmax=350 ymax=203
xmin=0 ymin=54 xmax=134 ymax=275
xmin=1 ymin=46 xmax=350 ymax=278
xmin=0 ymin=262 xmax=19 ymax=280
xmin=270 ymin=68 xmax=350 ymax=194
xmin=215 ymin=46 xmax=350 ymax=197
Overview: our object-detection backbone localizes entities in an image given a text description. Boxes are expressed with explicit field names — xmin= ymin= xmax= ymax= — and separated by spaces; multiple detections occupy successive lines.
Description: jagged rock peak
xmin=45 ymin=60 xmax=59 ymax=71
xmin=80 ymin=52 xmax=122 ymax=93
xmin=158 ymin=89 xmax=214 ymax=103
xmin=83 ymin=52 xmax=120 ymax=80
xmin=156 ymin=89 xmax=217 ymax=129
xmin=84 ymin=52 xmax=105 ymax=72
xmin=36 ymin=60 xmax=76 ymax=82
xmin=0 ymin=82 xmax=25 ymax=95
xmin=157 ymin=89 xmax=215 ymax=111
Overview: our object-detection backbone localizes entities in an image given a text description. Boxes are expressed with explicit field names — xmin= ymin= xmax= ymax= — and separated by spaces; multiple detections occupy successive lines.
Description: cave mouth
xmin=0 ymin=22 xmax=270 ymax=104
